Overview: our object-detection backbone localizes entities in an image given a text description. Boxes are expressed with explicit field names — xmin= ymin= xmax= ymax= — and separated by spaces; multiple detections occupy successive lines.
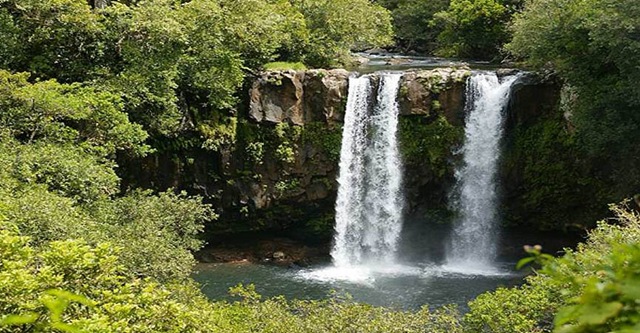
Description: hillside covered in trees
xmin=0 ymin=0 xmax=639 ymax=332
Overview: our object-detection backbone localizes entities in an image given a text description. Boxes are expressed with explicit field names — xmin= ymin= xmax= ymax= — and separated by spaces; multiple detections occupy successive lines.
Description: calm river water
xmin=193 ymin=262 xmax=524 ymax=310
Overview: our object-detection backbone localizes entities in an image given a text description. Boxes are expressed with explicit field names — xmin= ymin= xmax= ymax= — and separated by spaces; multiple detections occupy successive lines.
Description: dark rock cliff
xmin=119 ymin=68 xmax=564 ymax=242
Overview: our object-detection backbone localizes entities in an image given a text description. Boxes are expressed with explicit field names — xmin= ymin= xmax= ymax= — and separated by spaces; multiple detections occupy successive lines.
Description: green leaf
xmin=51 ymin=322 xmax=82 ymax=333
xmin=553 ymin=324 xmax=581 ymax=333
xmin=613 ymin=321 xmax=640 ymax=333
xmin=0 ymin=313 xmax=39 ymax=326
xmin=555 ymin=305 xmax=579 ymax=326
xmin=45 ymin=289 xmax=95 ymax=307
xmin=516 ymin=256 xmax=536 ymax=270
xmin=577 ymin=302 xmax=623 ymax=325
xmin=620 ymin=279 xmax=640 ymax=300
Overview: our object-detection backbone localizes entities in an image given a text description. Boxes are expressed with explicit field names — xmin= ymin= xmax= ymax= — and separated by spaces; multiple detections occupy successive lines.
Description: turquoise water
xmin=193 ymin=262 xmax=524 ymax=310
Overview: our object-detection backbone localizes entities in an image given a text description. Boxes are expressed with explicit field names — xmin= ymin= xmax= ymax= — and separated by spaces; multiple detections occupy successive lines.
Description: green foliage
xmin=0 ymin=70 xmax=149 ymax=157
xmin=465 ymin=204 xmax=640 ymax=333
xmin=264 ymin=62 xmax=308 ymax=71
xmin=376 ymin=0 xmax=450 ymax=53
xmin=0 ymin=72 xmax=212 ymax=282
xmin=516 ymin=245 xmax=554 ymax=270
xmin=502 ymin=116 xmax=606 ymax=230
xmin=0 ymin=68 xmax=211 ymax=282
xmin=465 ymin=285 xmax=553 ymax=333
xmin=223 ymin=285 xmax=464 ymax=333
xmin=0 ymin=221 xmax=466 ymax=332
xmin=0 ymin=226 xmax=228 ymax=332
xmin=398 ymin=116 xmax=463 ymax=177
xmin=177 ymin=0 xmax=304 ymax=110
xmin=274 ymin=179 xmax=301 ymax=198
xmin=540 ymin=206 xmax=640 ymax=333
xmin=245 ymin=141 xmax=265 ymax=166
xmin=100 ymin=0 xmax=186 ymax=135
xmin=200 ymin=117 xmax=238 ymax=151
xmin=86 ymin=190 xmax=213 ymax=281
xmin=212 ymin=0 xmax=308 ymax=69
xmin=13 ymin=145 xmax=118 ymax=202
xmin=0 ymin=172 xmax=211 ymax=281
xmin=273 ymin=122 xmax=302 ymax=165
xmin=508 ymin=0 xmax=640 ymax=196
xmin=291 ymin=0 xmax=394 ymax=67
xmin=553 ymin=243 xmax=640 ymax=333
xmin=302 ymin=122 xmax=343 ymax=162
xmin=301 ymin=212 xmax=336 ymax=240
xmin=0 ymin=0 xmax=391 ymax=141
xmin=0 ymin=0 xmax=105 ymax=81
xmin=434 ymin=0 xmax=519 ymax=60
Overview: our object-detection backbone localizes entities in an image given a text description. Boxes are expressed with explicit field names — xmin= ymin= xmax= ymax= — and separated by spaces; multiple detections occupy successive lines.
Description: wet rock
xmin=303 ymin=69 xmax=350 ymax=124
xmin=249 ymin=70 xmax=305 ymax=125
xmin=365 ymin=48 xmax=386 ymax=55
xmin=306 ymin=181 xmax=329 ymax=201
xmin=352 ymin=55 xmax=370 ymax=66
xmin=249 ymin=69 xmax=350 ymax=125
xmin=496 ymin=68 xmax=520 ymax=77
xmin=386 ymin=57 xmax=411 ymax=65
xmin=397 ymin=67 xmax=471 ymax=123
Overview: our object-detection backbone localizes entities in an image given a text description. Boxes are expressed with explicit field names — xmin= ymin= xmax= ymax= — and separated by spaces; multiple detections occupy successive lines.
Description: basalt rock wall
xmin=120 ymin=68 xmax=563 ymax=241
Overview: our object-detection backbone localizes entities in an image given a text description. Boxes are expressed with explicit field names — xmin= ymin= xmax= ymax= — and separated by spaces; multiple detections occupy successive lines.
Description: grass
xmin=263 ymin=61 xmax=308 ymax=71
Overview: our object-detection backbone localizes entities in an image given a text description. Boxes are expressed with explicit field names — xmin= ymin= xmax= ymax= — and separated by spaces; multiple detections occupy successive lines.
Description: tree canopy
xmin=508 ymin=0 xmax=640 ymax=199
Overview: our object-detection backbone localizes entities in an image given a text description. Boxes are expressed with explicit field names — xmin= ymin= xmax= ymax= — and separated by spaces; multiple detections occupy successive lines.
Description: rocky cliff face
xmin=119 ymin=67 xmax=562 ymax=241
xmin=249 ymin=69 xmax=350 ymax=125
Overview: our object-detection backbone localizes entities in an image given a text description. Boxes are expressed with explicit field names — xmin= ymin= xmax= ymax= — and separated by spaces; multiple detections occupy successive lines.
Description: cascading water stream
xmin=445 ymin=72 xmax=520 ymax=272
xmin=331 ymin=73 xmax=404 ymax=268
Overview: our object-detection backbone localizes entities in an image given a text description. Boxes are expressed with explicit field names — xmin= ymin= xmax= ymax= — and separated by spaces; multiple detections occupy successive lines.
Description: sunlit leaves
xmin=0 ymin=70 xmax=150 ymax=157
xmin=433 ymin=0 xmax=512 ymax=60
xmin=292 ymin=0 xmax=393 ymax=67
xmin=508 ymin=0 xmax=640 ymax=183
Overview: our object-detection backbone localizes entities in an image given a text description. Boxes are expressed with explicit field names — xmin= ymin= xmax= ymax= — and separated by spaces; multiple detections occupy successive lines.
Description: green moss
xmin=301 ymin=212 xmax=335 ymax=240
xmin=275 ymin=178 xmax=301 ymax=198
xmin=302 ymin=122 xmax=343 ymax=162
xmin=199 ymin=117 xmax=237 ymax=151
xmin=431 ymin=100 xmax=442 ymax=111
xmin=501 ymin=116 xmax=609 ymax=230
xmin=236 ymin=120 xmax=303 ymax=167
xmin=399 ymin=84 xmax=409 ymax=99
xmin=263 ymin=61 xmax=308 ymax=71
xmin=398 ymin=116 xmax=463 ymax=178
xmin=417 ymin=73 xmax=447 ymax=94
xmin=274 ymin=123 xmax=302 ymax=165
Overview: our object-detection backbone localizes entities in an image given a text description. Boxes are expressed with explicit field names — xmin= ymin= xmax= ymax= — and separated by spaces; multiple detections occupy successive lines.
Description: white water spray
xmin=445 ymin=72 xmax=520 ymax=272
xmin=331 ymin=73 xmax=404 ymax=268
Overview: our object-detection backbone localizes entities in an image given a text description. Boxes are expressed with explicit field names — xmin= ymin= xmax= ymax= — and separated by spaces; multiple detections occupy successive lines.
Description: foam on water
xmin=299 ymin=264 xmax=423 ymax=285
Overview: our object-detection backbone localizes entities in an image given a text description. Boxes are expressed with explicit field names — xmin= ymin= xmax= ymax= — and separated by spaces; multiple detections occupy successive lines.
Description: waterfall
xmin=445 ymin=72 xmax=520 ymax=271
xmin=331 ymin=73 xmax=404 ymax=268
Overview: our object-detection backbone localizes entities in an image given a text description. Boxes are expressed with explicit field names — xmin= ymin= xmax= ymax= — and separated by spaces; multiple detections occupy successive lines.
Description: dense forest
xmin=0 ymin=0 xmax=639 ymax=332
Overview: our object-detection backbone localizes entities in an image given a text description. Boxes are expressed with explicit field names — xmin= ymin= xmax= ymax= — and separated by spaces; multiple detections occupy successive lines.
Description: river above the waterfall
xmin=193 ymin=261 xmax=524 ymax=311
xmin=350 ymin=52 xmax=503 ymax=73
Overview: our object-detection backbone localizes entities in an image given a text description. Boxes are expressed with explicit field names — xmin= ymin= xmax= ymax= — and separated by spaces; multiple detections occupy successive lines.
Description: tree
xmin=433 ymin=0 xmax=516 ymax=60
xmin=376 ymin=0 xmax=450 ymax=54
xmin=508 ymin=0 xmax=640 ymax=197
xmin=0 ymin=70 xmax=149 ymax=157
xmin=292 ymin=0 xmax=394 ymax=67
